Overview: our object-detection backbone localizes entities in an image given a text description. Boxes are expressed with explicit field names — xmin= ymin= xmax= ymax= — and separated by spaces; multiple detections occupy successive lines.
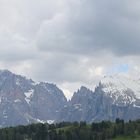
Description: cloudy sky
xmin=0 ymin=0 xmax=140 ymax=99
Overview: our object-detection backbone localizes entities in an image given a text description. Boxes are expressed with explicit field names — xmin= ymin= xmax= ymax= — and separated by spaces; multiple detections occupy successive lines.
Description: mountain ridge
xmin=0 ymin=70 xmax=140 ymax=127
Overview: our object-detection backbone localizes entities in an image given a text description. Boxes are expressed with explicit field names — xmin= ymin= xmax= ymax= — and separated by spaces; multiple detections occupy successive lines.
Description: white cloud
xmin=0 ymin=0 xmax=140 ymax=98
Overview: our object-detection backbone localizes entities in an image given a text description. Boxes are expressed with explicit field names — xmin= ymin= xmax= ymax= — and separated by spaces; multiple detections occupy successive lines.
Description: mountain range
xmin=0 ymin=70 xmax=140 ymax=127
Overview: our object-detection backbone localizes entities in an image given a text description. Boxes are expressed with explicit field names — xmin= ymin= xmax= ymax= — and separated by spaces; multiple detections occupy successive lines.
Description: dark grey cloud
xmin=38 ymin=0 xmax=140 ymax=56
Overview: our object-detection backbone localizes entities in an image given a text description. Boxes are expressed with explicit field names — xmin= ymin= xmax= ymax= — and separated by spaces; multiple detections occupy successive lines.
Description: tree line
xmin=0 ymin=119 xmax=140 ymax=140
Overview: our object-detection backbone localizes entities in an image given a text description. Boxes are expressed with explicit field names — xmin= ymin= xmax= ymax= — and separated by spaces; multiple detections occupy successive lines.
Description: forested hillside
xmin=0 ymin=119 xmax=140 ymax=140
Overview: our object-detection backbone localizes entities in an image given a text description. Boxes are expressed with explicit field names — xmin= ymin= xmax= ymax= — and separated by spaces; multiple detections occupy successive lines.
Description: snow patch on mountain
xmin=97 ymin=75 xmax=140 ymax=106
xmin=24 ymin=89 xmax=34 ymax=98
xmin=101 ymin=75 xmax=140 ymax=99
xmin=36 ymin=119 xmax=46 ymax=124
xmin=31 ymin=81 xmax=40 ymax=86
xmin=16 ymin=79 xmax=20 ymax=86
xmin=24 ymin=89 xmax=34 ymax=104
xmin=47 ymin=120 xmax=55 ymax=124
xmin=133 ymin=104 xmax=140 ymax=108
xmin=14 ymin=99 xmax=21 ymax=103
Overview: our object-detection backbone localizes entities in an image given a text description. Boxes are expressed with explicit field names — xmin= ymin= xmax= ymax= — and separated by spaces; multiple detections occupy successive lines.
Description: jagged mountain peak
xmin=0 ymin=70 xmax=68 ymax=127
xmin=79 ymin=86 xmax=91 ymax=92
xmin=0 ymin=69 xmax=15 ymax=78
xmin=99 ymin=74 xmax=140 ymax=100
xmin=0 ymin=69 xmax=12 ymax=74
xmin=70 ymin=86 xmax=94 ymax=106
xmin=38 ymin=82 xmax=57 ymax=88
xmin=73 ymin=86 xmax=93 ymax=97
xmin=0 ymin=70 xmax=140 ymax=126
xmin=92 ymin=75 xmax=140 ymax=107
xmin=0 ymin=70 xmax=31 ymax=83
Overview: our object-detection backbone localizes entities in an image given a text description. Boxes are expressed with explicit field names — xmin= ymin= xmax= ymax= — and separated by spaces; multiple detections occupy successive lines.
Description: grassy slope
xmin=56 ymin=126 xmax=73 ymax=132
xmin=113 ymin=136 xmax=140 ymax=140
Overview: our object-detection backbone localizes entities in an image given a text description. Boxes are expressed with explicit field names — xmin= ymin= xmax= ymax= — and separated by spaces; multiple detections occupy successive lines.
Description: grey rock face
xmin=60 ymin=76 xmax=140 ymax=122
xmin=0 ymin=70 xmax=67 ymax=127
xmin=59 ymin=86 xmax=95 ymax=122
xmin=31 ymin=82 xmax=67 ymax=121
xmin=0 ymin=71 xmax=140 ymax=127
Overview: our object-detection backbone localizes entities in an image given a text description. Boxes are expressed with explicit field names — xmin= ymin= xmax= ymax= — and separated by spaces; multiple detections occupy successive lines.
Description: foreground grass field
xmin=113 ymin=136 xmax=140 ymax=140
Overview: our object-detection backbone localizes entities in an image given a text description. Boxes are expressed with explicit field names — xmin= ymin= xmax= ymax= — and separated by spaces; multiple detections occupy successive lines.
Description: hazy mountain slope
xmin=0 ymin=70 xmax=140 ymax=127
xmin=0 ymin=70 xmax=67 ymax=127
xmin=60 ymin=75 xmax=140 ymax=122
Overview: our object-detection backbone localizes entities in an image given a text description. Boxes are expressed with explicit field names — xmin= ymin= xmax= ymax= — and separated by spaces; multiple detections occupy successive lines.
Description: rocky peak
xmin=0 ymin=70 xmax=67 ymax=127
